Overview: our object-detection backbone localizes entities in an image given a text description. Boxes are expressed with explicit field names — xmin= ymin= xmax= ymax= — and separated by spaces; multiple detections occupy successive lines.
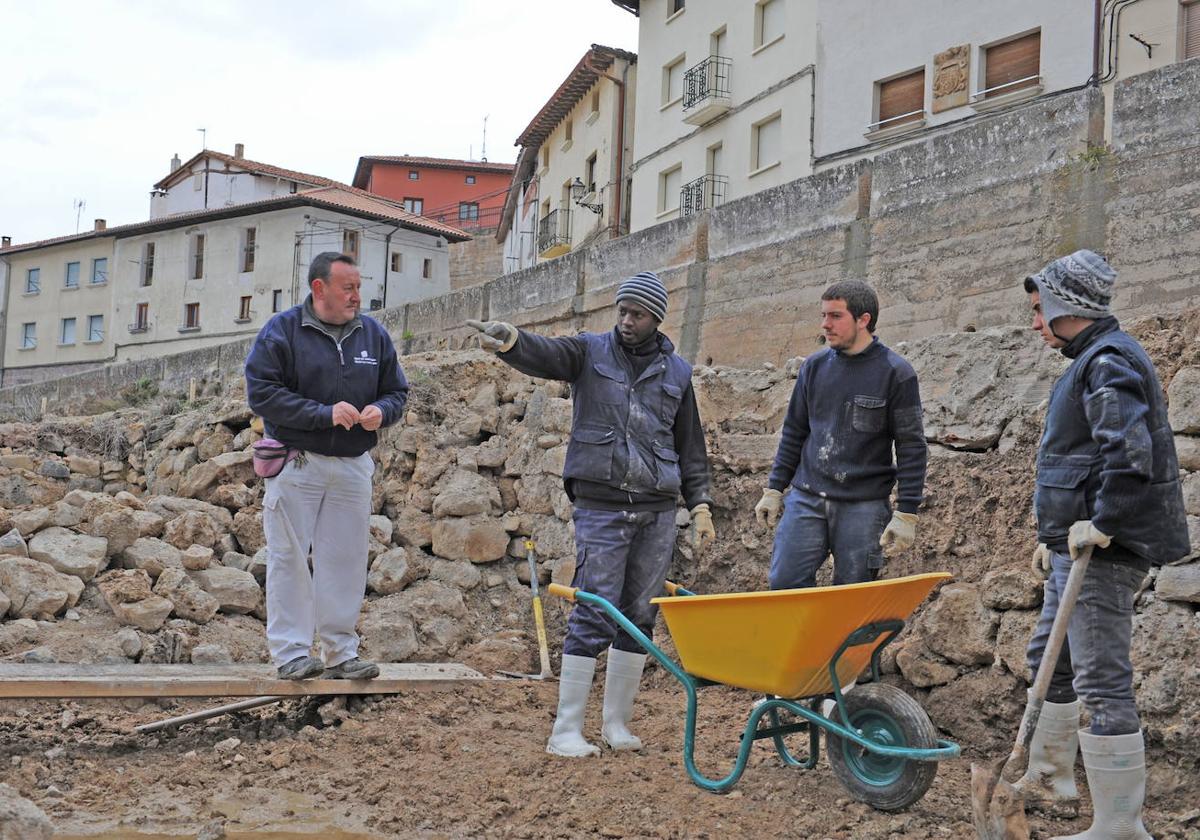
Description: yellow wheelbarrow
xmin=548 ymin=572 xmax=959 ymax=810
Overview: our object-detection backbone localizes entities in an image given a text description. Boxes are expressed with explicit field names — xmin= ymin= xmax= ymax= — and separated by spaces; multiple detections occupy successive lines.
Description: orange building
xmin=352 ymin=156 xmax=514 ymax=233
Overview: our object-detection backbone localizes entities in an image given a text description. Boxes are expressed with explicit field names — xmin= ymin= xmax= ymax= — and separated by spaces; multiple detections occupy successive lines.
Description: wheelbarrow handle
xmin=547 ymin=583 xmax=578 ymax=602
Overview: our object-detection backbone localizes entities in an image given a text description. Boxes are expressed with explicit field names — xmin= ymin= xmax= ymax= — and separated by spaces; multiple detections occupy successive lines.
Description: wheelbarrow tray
xmin=651 ymin=572 xmax=950 ymax=698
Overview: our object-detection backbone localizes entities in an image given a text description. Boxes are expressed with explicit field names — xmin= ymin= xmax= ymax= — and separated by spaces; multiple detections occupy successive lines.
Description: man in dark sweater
xmin=1016 ymin=250 xmax=1188 ymax=839
xmin=755 ymin=280 xmax=927 ymax=589
xmin=466 ymin=271 xmax=714 ymax=758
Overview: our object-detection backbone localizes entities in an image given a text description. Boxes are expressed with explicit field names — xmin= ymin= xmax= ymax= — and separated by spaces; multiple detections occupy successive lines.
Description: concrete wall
xmin=449 ymin=232 xmax=505 ymax=291
xmin=4 ymin=59 xmax=1199 ymax=414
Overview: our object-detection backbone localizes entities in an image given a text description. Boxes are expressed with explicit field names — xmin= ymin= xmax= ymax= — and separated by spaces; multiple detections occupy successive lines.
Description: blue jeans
xmin=769 ymin=487 xmax=890 ymax=590
xmin=1026 ymin=551 xmax=1146 ymax=735
xmin=563 ymin=507 xmax=677 ymax=658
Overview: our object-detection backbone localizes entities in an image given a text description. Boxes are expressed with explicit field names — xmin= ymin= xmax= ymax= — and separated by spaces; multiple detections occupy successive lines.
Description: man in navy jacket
xmin=245 ymin=251 xmax=408 ymax=680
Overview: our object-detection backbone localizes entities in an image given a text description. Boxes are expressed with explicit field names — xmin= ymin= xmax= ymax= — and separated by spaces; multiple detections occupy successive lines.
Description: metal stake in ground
xmin=499 ymin=541 xmax=556 ymax=681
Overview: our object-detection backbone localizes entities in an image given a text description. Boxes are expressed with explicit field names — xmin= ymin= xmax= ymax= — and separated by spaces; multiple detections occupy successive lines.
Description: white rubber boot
xmin=546 ymin=654 xmax=600 ymax=758
xmin=1014 ymin=690 xmax=1081 ymax=808
xmin=601 ymin=648 xmax=647 ymax=751
xmin=1051 ymin=730 xmax=1152 ymax=840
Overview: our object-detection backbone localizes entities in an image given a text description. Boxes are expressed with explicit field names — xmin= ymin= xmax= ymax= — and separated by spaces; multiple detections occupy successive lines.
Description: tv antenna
xmin=481 ymin=114 xmax=489 ymax=162
xmin=197 ymin=127 xmax=207 ymax=149
xmin=73 ymin=198 xmax=86 ymax=233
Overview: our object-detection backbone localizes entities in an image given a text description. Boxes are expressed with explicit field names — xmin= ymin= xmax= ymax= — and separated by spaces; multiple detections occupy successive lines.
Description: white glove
xmin=754 ymin=489 xmax=783 ymax=528
xmin=465 ymin=319 xmax=518 ymax=353
xmin=690 ymin=504 xmax=716 ymax=552
xmin=1031 ymin=543 xmax=1051 ymax=577
xmin=1068 ymin=520 xmax=1111 ymax=560
xmin=879 ymin=511 xmax=918 ymax=554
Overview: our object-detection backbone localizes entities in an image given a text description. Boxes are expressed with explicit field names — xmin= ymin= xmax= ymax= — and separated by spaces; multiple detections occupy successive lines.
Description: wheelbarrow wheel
xmin=825 ymin=683 xmax=938 ymax=811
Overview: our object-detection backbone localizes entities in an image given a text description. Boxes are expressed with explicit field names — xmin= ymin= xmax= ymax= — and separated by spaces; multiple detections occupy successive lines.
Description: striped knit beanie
xmin=616 ymin=271 xmax=668 ymax=322
xmin=1023 ymin=249 xmax=1116 ymax=324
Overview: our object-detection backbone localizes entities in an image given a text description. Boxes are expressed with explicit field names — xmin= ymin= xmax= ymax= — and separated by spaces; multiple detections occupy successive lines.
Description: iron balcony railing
xmin=537 ymin=207 xmax=571 ymax=253
xmin=680 ymin=174 xmax=729 ymax=217
xmin=682 ymin=55 xmax=732 ymax=114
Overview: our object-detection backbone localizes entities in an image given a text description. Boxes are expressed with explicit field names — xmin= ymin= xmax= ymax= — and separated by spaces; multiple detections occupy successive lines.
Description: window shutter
xmin=1185 ymin=3 xmax=1200 ymax=60
xmin=985 ymin=31 xmax=1041 ymax=95
xmin=879 ymin=69 xmax=925 ymax=125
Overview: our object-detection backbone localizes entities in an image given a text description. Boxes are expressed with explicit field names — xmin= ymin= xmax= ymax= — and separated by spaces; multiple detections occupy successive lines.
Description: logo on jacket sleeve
xmin=353 ymin=349 xmax=378 ymax=366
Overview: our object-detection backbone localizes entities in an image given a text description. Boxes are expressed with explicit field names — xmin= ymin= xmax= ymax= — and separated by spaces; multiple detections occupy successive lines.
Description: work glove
xmin=1068 ymin=520 xmax=1111 ymax=560
xmin=1031 ymin=543 xmax=1051 ymax=577
xmin=690 ymin=504 xmax=716 ymax=552
xmin=465 ymin=319 xmax=518 ymax=353
xmin=754 ymin=488 xmax=783 ymax=529
xmin=879 ymin=511 xmax=919 ymax=555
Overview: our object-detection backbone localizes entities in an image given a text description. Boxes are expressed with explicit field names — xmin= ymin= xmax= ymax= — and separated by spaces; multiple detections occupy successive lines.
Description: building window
xmin=20 ymin=323 xmax=36 ymax=349
xmin=662 ymin=55 xmax=686 ymax=105
xmin=403 ymin=197 xmax=424 ymax=214
xmin=876 ymin=68 xmax=926 ymax=129
xmin=465 ymin=174 xmax=476 ymax=185
xmin=242 ymin=227 xmax=257 ymax=272
xmin=585 ymin=153 xmax=597 ymax=193
xmin=342 ymin=229 xmax=359 ymax=260
xmin=91 ymin=257 xmax=107 ymax=284
xmin=564 ymin=119 xmax=573 ymax=144
xmin=590 ymin=89 xmax=601 ymax=115
xmin=1186 ymin=1 xmax=1200 ymax=60
xmin=133 ymin=302 xmax=150 ymax=331
xmin=193 ymin=172 xmax=203 ymax=191
xmin=751 ymin=112 xmax=782 ymax=172
xmin=272 ymin=289 xmax=283 ymax=313
xmin=982 ymin=30 xmax=1041 ymax=98
xmin=669 ymin=0 xmax=684 ymax=15
xmin=237 ymin=296 xmax=252 ymax=321
xmin=64 ymin=261 xmax=80 ymax=289
xmin=190 ymin=233 xmax=205 ymax=279
xmin=541 ymin=146 xmax=550 ymax=169
xmin=711 ymin=26 xmax=727 ymax=58
xmin=754 ymin=0 xmax=784 ymax=50
xmin=60 ymin=317 xmax=76 ymax=346
xmin=458 ymin=202 xmax=480 ymax=221
xmin=408 ymin=170 xmax=419 ymax=180
xmin=422 ymin=258 xmax=432 ymax=279
xmin=25 ymin=267 xmax=40 ymax=294
xmin=142 ymin=242 xmax=155 ymax=286
xmin=184 ymin=302 xmax=200 ymax=330
xmin=87 ymin=314 xmax=104 ymax=342
xmin=658 ymin=164 xmax=682 ymax=215
xmin=390 ymin=252 xmax=403 ymax=272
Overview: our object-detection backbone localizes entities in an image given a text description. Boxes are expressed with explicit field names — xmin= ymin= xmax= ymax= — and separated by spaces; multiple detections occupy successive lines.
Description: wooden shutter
xmin=879 ymin=69 xmax=925 ymax=126
xmin=1185 ymin=2 xmax=1200 ymax=60
xmin=985 ymin=31 xmax=1041 ymax=96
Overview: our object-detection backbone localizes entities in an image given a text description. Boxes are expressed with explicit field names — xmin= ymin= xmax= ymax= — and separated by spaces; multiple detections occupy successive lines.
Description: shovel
xmin=971 ymin=545 xmax=1092 ymax=839
xmin=499 ymin=541 xmax=555 ymax=681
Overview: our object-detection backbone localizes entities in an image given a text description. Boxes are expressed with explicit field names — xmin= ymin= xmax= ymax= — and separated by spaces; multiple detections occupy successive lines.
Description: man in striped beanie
xmin=1017 ymin=250 xmax=1188 ymax=839
xmin=467 ymin=270 xmax=715 ymax=759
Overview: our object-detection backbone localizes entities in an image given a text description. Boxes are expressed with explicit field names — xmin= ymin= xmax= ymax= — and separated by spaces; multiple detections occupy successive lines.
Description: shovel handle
xmin=1002 ymin=545 xmax=1092 ymax=780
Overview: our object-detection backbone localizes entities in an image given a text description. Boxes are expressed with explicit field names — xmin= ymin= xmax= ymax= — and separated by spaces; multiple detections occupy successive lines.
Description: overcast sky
xmin=0 ymin=0 xmax=637 ymax=245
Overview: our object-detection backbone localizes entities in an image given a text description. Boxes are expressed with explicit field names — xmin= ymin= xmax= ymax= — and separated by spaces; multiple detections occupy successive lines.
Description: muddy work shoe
xmin=324 ymin=657 xmax=380 ymax=680
xmin=277 ymin=655 xmax=324 ymax=680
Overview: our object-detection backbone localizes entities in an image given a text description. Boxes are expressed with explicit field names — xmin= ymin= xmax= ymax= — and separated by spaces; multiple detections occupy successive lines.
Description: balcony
xmin=682 ymin=55 xmax=732 ymax=125
xmin=537 ymin=207 xmax=572 ymax=258
xmin=679 ymin=174 xmax=728 ymax=218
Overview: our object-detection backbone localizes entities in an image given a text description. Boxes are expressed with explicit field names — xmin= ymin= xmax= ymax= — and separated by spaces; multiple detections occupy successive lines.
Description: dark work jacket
xmin=244 ymin=297 xmax=409 ymax=457
xmin=500 ymin=328 xmax=712 ymax=511
xmin=1035 ymin=317 xmax=1189 ymax=565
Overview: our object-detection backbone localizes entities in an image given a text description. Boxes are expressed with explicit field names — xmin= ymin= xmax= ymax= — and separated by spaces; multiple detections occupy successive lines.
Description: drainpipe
xmin=583 ymin=56 xmax=626 ymax=239
xmin=1092 ymin=0 xmax=1103 ymax=85
xmin=381 ymin=223 xmax=400 ymax=309
xmin=0 ymin=254 xmax=11 ymax=387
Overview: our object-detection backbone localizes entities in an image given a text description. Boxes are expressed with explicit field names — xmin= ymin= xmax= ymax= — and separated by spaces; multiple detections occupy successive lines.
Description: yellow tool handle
xmin=532 ymin=596 xmax=552 ymax=675
xmin=547 ymin=583 xmax=577 ymax=601
xmin=663 ymin=580 xmax=683 ymax=596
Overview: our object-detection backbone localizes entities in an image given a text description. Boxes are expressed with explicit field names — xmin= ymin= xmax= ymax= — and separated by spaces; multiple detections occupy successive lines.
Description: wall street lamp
xmin=570 ymin=177 xmax=604 ymax=215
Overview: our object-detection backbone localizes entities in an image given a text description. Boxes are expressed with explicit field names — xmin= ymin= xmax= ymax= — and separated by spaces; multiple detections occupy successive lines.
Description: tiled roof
xmin=0 ymin=187 xmax=470 ymax=256
xmin=610 ymin=0 xmax=639 ymax=14
xmin=515 ymin=44 xmax=636 ymax=150
xmin=153 ymin=150 xmax=346 ymax=191
xmin=353 ymin=155 xmax=515 ymax=188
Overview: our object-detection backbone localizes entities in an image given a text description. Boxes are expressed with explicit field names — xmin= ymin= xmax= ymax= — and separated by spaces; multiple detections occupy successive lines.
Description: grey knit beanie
xmin=616 ymin=271 xmax=668 ymax=322
xmin=1023 ymin=249 xmax=1116 ymax=324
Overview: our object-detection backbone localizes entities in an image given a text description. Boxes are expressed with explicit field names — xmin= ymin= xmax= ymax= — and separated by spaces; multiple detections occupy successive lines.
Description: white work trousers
xmin=262 ymin=451 xmax=374 ymax=667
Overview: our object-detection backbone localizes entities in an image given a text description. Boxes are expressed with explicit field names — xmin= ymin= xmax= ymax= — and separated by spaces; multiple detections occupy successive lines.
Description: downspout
xmin=1092 ymin=0 xmax=1103 ymax=85
xmin=0 ymin=254 xmax=11 ymax=388
xmin=583 ymin=56 xmax=626 ymax=239
xmin=381 ymin=223 xmax=400 ymax=309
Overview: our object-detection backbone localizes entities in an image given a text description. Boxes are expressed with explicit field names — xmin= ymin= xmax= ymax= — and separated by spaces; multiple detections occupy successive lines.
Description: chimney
xmin=170 ymin=153 xmax=181 ymax=172
xmin=94 ymin=219 xmax=107 ymax=231
xmin=1 ymin=236 xmax=11 ymax=248
xmin=234 ymin=143 xmax=245 ymax=159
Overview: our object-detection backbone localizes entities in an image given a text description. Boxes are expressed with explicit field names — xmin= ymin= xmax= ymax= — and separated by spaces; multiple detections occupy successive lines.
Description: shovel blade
xmin=970 ymin=760 xmax=1031 ymax=840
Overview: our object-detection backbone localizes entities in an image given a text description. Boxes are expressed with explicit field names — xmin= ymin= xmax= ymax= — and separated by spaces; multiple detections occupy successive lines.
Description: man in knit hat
xmin=1017 ymin=250 xmax=1188 ymax=839
xmin=466 ymin=271 xmax=715 ymax=758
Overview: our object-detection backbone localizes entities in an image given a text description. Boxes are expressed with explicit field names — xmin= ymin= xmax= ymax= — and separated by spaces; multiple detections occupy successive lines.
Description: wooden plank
xmin=0 ymin=663 xmax=489 ymax=699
